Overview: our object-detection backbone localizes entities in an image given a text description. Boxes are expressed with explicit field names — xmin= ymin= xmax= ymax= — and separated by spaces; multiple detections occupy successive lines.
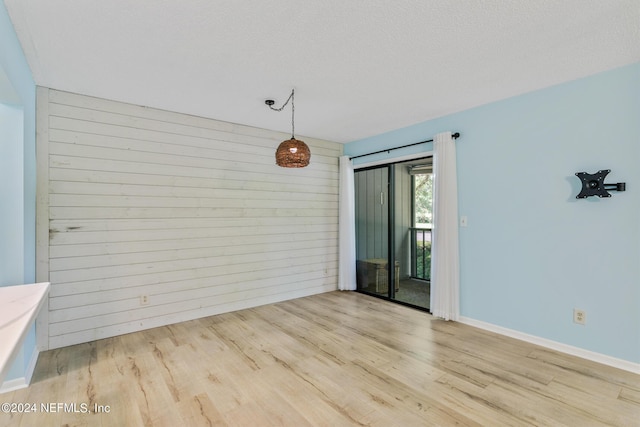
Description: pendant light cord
xmin=267 ymin=89 xmax=295 ymax=138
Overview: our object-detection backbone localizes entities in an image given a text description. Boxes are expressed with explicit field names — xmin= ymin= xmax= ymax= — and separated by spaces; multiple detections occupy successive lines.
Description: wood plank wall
xmin=354 ymin=167 xmax=388 ymax=260
xmin=354 ymin=165 xmax=412 ymax=278
xmin=36 ymin=88 xmax=341 ymax=349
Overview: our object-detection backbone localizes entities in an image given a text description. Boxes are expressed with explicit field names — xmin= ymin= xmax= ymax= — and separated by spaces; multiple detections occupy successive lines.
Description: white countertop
xmin=0 ymin=282 xmax=49 ymax=385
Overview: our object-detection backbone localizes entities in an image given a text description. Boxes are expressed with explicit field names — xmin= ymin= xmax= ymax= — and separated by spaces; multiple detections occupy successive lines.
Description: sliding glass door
xmin=354 ymin=158 xmax=433 ymax=310
xmin=354 ymin=166 xmax=391 ymax=297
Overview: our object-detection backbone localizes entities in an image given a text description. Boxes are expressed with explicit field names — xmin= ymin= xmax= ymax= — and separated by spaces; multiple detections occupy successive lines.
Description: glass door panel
xmin=393 ymin=161 xmax=431 ymax=309
xmin=354 ymin=158 xmax=432 ymax=310
xmin=354 ymin=166 xmax=389 ymax=297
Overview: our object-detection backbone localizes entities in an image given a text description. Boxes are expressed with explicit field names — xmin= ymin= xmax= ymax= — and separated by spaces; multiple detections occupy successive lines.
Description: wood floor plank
xmin=434 ymin=373 xmax=541 ymax=426
xmin=620 ymin=386 xmax=640 ymax=405
xmin=176 ymin=392 xmax=228 ymax=427
xmin=527 ymin=347 xmax=640 ymax=390
xmin=1 ymin=291 xmax=638 ymax=426
xmin=257 ymin=362 xmax=365 ymax=426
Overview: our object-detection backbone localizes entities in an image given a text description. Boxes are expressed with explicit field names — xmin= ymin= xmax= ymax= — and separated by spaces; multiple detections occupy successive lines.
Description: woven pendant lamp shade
xmin=266 ymin=89 xmax=310 ymax=168
xmin=275 ymin=138 xmax=310 ymax=168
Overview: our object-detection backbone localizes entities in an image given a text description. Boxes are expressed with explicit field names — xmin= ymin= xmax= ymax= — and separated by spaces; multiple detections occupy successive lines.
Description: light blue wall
xmin=1 ymin=2 xmax=38 ymax=382
xmin=0 ymin=2 xmax=36 ymax=285
xmin=0 ymin=103 xmax=24 ymax=285
xmin=345 ymin=62 xmax=640 ymax=363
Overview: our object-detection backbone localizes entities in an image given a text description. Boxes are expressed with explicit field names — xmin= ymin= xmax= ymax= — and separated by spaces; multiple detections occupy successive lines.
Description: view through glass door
xmin=354 ymin=158 xmax=433 ymax=310
xmin=354 ymin=165 xmax=390 ymax=299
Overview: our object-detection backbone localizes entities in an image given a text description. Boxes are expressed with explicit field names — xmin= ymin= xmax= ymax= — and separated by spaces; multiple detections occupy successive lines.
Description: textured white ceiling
xmin=5 ymin=0 xmax=640 ymax=143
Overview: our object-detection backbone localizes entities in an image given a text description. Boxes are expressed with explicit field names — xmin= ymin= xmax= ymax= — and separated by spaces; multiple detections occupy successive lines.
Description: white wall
xmin=37 ymin=89 xmax=341 ymax=349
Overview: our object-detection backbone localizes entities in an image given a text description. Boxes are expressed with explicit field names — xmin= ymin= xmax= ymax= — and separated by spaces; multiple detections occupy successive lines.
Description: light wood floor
xmin=2 ymin=291 xmax=639 ymax=426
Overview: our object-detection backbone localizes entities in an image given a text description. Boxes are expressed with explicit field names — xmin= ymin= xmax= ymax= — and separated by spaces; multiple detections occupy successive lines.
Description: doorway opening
xmin=354 ymin=157 xmax=433 ymax=310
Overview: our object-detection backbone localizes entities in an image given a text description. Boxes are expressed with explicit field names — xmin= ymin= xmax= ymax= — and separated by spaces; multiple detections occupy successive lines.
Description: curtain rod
xmin=349 ymin=132 xmax=460 ymax=160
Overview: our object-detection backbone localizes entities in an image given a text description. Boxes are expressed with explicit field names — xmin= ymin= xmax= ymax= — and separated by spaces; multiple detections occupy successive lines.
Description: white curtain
xmin=430 ymin=131 xmax=460 ymax=320
xmin=338 ymin=156 xmax=357 ymax=290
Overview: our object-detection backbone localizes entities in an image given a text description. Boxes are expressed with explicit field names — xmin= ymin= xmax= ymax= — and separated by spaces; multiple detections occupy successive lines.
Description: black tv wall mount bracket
xmin=575 ymin=169 xmax=626 ymax=199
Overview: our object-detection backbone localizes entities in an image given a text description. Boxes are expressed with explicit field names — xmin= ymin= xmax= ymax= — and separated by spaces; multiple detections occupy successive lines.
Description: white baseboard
xmin=0 ymin=377 xmax=27 ymax=395
xmin=24 ymin=346 xmax=39 ymax=385
xmin=458 ymin=316 xmax=640 ymax=375
xmin=0 ymin=347 xmax=40 ymax=395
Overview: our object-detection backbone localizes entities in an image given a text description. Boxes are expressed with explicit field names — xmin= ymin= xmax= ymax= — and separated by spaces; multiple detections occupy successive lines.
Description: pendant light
xmin=266 ymin=89 xmax=310 ymax=168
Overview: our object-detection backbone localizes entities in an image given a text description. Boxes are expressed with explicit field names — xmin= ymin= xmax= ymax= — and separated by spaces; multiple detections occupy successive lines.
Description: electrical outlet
xmin=140 ymin=295 xmax=149 ymax=306
xmin=573 ymin=308 xmax=586 ymax=325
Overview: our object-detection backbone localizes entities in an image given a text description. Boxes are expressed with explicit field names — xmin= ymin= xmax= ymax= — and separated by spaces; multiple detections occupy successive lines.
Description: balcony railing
xmin=410 ymin=227 xmax=431 ymax=281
